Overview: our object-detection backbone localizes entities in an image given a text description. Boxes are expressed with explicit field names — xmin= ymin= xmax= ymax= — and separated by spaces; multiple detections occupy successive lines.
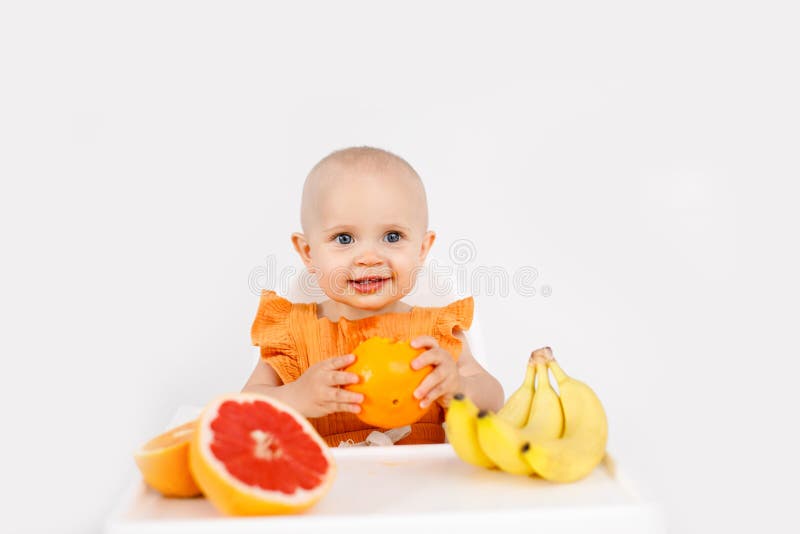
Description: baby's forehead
xmin=306 ymin=157 xmax=421 ymax=208
xmin=301 ymin=147 xmax=428 ymax=233
xmin=311 ymin=180 xmax=424 ymax=235
xmin=316 ymin=179 xmax=421 ymax=223
xmin=318 ymin=200 xmax=416 ymax=228
xmin=322 ymin=170 xmax=407 ymax=192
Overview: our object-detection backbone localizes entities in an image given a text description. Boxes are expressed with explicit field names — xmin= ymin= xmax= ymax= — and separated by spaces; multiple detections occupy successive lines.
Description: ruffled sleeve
xmin=250 ymin=290 xmax=300 ymax=384
xmin=434 ymin=296 xmax=474 ymax=360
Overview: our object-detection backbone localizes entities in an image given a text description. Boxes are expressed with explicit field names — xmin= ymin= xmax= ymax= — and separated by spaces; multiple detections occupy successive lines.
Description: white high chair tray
xmin=105 ymin=408 xmax=665 ymax=534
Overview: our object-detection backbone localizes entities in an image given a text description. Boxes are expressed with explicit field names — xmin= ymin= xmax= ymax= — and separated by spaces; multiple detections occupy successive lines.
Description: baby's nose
xmin=355 ymin=248 xmax=384 ymax=265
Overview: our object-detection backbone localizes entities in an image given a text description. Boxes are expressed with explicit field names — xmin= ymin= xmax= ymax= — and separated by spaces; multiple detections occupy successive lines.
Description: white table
xmin=105 ymin=408 xmax=665 ymax=534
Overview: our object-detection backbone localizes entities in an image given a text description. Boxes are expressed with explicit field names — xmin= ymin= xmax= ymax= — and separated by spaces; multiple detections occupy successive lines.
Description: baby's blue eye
xmin=336 ymin=234 xmax=353 ymax=245
xmin=385 ymin=232 xmax=402 ymax=243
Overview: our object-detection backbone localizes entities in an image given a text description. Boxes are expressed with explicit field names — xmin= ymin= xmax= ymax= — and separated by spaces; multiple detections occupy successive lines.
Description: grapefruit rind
xmin=189 ymin=392 xmax=336 ymax=516
xmin=345 ymin=336 xmax=432 ymax=429
xmin=133 ymin=420 xmax=201 ymax=498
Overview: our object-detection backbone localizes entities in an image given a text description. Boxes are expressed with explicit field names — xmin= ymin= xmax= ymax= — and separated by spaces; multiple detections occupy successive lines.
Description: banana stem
xmin=548 ymin=360 xmax=567 ymax=384
xmin=530 ymin=346 xmax=554 ymax=365
xmin=534 ymin=362 xmax=550 ymax=388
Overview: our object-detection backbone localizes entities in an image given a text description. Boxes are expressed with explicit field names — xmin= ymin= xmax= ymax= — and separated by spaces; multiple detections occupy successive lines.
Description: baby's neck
xmin=317 ymin=299 xmax=412 ymax=322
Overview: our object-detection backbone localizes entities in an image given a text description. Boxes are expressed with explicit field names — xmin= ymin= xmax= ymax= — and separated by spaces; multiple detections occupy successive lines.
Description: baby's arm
xmin=242 ymin=358 xmax=296 ymax=405
xmin=451 ymin=330 xmax=505 ymax=412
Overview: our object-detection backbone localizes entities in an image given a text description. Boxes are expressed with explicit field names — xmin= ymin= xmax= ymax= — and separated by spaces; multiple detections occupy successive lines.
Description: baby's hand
xmin=288 ymin=354 xmax=364 ymax=418
xmin=409 ymin=336 xmax=462 ymax=410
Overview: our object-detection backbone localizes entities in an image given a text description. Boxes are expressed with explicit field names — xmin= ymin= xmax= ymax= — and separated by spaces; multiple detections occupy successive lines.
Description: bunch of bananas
xmin=444 ymin=347 xmax=608 ymax=482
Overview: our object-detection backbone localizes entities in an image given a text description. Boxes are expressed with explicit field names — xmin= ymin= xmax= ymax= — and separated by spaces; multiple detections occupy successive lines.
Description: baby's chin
xmin=332 ymin=288 xmax=407 ymax=311
xmin=356 ymin=301 xmax=396 ymax=312
xmin=340 ymin=294 xmax=399 ymax=311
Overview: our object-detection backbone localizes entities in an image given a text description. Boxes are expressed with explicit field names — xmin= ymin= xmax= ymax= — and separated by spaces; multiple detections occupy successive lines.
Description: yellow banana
xmin=473 ymin=361 xmax=563 ymax=477
xmin=496 ymin=361 xmax=536 ymax=428
xmin=521 ymin=359 xmax=608 ymax=482
xmin=475 ymin=411 xmax=535 ymax=475
xmin=520 ymin=362 xmax=564 ymax=441
xmin=444 ymin=393 xmax=496 ymax=468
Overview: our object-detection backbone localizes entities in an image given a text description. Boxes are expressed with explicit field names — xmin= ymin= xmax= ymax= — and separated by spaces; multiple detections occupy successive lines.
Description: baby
xmin=243 ymin=146 xmax=504 ymax=446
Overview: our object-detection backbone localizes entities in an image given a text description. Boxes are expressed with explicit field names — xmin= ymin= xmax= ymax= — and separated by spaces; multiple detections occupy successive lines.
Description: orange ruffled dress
xmin=250 ymin=289 xmax=474 ymax=447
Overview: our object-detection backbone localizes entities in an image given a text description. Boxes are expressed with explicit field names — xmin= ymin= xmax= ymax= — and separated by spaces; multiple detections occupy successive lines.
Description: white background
xmin=2 ymin=2 xmax=799 ymax=533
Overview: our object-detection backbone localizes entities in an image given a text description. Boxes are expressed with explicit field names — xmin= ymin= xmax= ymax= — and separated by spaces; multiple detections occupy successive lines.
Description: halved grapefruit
xmin=133 ymin=420 xmax=201 ymax=498
xmin=189 ymin=392 xmax=336 ymax=515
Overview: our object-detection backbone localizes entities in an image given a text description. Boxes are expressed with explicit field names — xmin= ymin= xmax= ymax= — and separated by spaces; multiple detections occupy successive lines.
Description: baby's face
xmin=293 ymin=162 xmax=435 ymax=312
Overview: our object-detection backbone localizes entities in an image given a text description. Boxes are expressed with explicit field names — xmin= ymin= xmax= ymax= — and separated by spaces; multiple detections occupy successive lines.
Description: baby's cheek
xmin=317 ymin=267 xmax=350 ymax=295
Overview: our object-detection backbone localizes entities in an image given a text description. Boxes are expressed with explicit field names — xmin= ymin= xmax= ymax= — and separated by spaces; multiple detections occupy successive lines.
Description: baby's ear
xmin=418 ymin=230 xmax=436 ymax=262
xmin=291 ymin=232 xmax=313 ymax=266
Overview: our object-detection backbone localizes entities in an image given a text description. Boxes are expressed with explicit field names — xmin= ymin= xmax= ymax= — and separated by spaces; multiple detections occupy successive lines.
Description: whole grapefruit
xmin=344 ymin=336 xmax=433 ymax=429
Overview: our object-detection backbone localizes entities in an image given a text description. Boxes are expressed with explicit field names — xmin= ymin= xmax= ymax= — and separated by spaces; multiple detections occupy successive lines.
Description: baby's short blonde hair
xmin=308 ymin=145 xmax=421 ymax=183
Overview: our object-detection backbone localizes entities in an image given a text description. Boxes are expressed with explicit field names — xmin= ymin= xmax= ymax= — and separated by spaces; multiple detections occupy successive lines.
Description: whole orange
xmin=343 ymin=336 xmax=432 ymax=429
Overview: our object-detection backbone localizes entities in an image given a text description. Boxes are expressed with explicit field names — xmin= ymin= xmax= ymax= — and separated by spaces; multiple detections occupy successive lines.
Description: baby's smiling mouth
xmin=348 ymin=275 xmax=391 ymax=291
xmin=350 ymin=276 xmax=390 ymax=284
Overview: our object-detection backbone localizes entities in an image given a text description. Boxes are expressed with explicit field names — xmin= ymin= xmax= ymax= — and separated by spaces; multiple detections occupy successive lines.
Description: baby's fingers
xmin=411 ymin=348 xmax=448 ymax=370
xmin=413 ymin=368 xmax=445 ymax=402
xmin=327 ymin=353 xmax=356 ymax=369
xmin=328 ymin=370 xmax=360 ymax=387
xmin=411 ymin=335 xmax=439 ymax=350
xmin=327 ymin=393 xmax=363 ymax=415
xmin=420 ymin=382 xmax=452 ymax=409
xmin=325 ymin=385 xmax=364 ymax=405
xmin=331 ymin=402 xmax=362 ymax=414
